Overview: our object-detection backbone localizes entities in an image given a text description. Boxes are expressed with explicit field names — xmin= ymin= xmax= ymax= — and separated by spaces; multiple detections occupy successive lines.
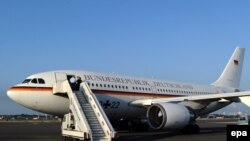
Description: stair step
xmin=84 ymin=112 xmax=95 ymax=115
xmin=83 ymin=111 xmax=94 ymax=113
xmin=89 ymin=123 xmax=101 ymax=126
xmin=92 ymin=132 xmax=105 ymax=135
xmin=83 ymin=109 xmax=94 ymax=111
xmin=82 ymin=103 xmax=90 ymax=105
xmin=91 ymin=126 xmax=102 ymax=129
xmin=90 ymin=126 xmax=102 ymax=129
xmin=86 ymin=116 xmax=97 ymax=118
xmin=92 ymin=129 xmax=104 ymax=132
xmin=92 ymin=133 xmax=106 ymax=137
xmin=82 ymin=109 xmax=93 ymax=111
xmin=91 ymin=124 xmax=102 ymax=127
xmin=82 ymin=108 xmax=92 ymax=110
xmin=92 ymin=129 xmax=103 ymax=132
xmin=87 ymin=115 xmax=97 ymax=117
xmin=82 ymin=106 xmax=92 ymax=108
xmin=82 ymin=103 xmax=91 ymax=105
xmin=91 ymin=122 xmax=101 ymax=125
xmin=93 ymin=137 xmax=107 ymax=141
xmin=85 ymin=111 xmax=95 ymax=113
xmin=88 ymin=121 xmax=99 ymax=124
xmin=86 ymin=117 xmax=97 ymax=120
xmin=82 ymin=107 xmax=92 ymax=109
xmin=92 ymin=134 xmax=105 ymax=138
xmin=88 ymin=119 xmax=99 ymax=122
xmin=88 ymin=120 xmax=99 ymax=123
xmin=84 ymin=111 xmax=95 ymax=114
xmin=87 ymin=118 xmax=98 ymax=120
xmin=86 ymin=114 xmax=97 ymax=117
xmin=85 ymin=112 xmax=96 ymax=115
xmin=82 ymin=105 xmax=91 ymax=107
xmin=82 ymin=104 xmax=91 ymax=106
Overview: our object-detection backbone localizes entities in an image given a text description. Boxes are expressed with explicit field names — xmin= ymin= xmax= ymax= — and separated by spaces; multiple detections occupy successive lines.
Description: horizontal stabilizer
xmin=240 ymin=96 xmax=250 ymax=107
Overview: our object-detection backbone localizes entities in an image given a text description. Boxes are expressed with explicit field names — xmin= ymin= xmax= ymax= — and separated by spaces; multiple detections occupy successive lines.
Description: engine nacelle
xmin=147 ymin=103 xmax=195 ymax=130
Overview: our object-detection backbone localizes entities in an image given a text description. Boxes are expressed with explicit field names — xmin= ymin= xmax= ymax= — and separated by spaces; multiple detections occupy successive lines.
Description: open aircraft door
xmin=55 ymin=72 xmax=68 ymax=82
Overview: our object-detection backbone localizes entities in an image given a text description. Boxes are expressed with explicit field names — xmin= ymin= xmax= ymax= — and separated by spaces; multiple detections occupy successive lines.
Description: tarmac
xmin=0 ymin=119 xmax=236 ymax=141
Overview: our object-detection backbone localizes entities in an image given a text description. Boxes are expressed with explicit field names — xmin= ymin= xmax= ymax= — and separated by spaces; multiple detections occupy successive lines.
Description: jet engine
xmin=147 ymin=103 xmax=195 ymax=130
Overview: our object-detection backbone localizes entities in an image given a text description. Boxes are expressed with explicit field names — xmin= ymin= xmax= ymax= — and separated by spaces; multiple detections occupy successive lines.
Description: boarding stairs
xmin=53 ymin=75 xmax=115 ymax=141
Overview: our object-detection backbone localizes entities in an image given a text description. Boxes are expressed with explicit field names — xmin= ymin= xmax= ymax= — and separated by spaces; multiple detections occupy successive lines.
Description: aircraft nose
xmin=7 ymin=87 xmax=19 ymax=102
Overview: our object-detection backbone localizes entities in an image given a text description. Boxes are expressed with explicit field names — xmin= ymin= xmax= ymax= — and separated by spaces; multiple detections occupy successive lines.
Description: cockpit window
xmin=22 ymin=79 xmax=31 ymax=83
xmin=22 ymin=78 xmax=45 ymax=84
xmin=38 ymin=78 xmax=45 ymax=84
xmin=31 ymin=78 xmax=38 ymax=84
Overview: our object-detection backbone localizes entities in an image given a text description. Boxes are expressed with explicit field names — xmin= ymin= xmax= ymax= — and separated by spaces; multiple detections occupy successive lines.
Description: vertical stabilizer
xmin=213 ymin=47 xmax=245 ymax=88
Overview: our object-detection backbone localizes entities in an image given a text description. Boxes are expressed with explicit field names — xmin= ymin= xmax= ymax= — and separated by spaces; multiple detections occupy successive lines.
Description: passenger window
xmin=38 ymin=78 xmax=45 ymax=84
xmin=31 ymin=78 xmax=38 ymax=84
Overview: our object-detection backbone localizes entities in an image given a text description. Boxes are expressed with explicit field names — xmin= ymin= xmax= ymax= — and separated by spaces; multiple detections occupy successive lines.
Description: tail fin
xmin=213 ymin=47 xmax=245 ymax=88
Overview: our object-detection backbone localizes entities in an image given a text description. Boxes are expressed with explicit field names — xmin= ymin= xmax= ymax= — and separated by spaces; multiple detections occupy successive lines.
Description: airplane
xmin=7 ymin=47 xmax=250 ymax=133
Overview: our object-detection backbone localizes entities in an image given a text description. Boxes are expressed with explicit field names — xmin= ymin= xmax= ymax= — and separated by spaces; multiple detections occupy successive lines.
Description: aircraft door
xmin=55 ymin=72 xmax=77 ymax=90
xmin=151 ymin=86 xmax=157 ymax=97
xmin=55 ymin=72 xmax=67 ymax=82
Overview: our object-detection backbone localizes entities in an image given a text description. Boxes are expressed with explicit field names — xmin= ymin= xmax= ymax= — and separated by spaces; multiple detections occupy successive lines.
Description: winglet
xmin=213 ymin=47 xmax=245 ymax=89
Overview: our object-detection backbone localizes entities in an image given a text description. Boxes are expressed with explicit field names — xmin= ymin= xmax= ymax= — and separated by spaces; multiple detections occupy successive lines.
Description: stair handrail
xmin=61 ymin=80 xmax=92 ymax=138
xmin=80 ymin=82 xmax=116 ymax=139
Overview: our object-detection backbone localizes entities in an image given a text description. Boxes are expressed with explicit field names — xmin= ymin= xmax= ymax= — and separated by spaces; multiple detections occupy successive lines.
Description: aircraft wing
xmin=130 ymin=91 xmax=250 ymax=107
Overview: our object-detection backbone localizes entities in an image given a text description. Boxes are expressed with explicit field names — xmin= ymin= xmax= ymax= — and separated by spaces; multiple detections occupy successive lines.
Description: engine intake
xmin=147 ymin=103 xmax=195 ymax=130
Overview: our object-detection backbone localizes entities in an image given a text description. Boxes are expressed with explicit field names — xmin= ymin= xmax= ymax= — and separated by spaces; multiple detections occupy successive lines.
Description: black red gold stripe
xmin=9 ymin=86 xmax=53 ymax=92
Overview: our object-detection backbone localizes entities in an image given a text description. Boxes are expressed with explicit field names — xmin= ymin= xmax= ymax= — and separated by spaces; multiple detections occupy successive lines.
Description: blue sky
xmin=1 ymin=0 xmax=250 ymax=114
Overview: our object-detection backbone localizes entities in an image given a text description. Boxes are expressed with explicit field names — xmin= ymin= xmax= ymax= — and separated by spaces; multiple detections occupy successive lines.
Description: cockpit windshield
xmin=22 ymin=79 xmax=31 ymax=83
xmin=22 ymin=78 xmax=46 ymax=84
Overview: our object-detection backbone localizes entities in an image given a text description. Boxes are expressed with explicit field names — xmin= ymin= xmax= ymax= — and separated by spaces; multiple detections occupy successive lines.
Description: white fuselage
xmin=7 ymin=70 xmax=234 ymax=120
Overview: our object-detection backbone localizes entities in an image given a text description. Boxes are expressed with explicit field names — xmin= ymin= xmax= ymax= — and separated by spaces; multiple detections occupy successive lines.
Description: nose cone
xmin=7 ymin=87 xmax=20 ymax=102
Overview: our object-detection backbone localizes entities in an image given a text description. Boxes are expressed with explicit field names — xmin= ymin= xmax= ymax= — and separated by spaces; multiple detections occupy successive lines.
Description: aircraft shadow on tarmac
xmin=116 ymin=127 xmax=226 ymax=141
